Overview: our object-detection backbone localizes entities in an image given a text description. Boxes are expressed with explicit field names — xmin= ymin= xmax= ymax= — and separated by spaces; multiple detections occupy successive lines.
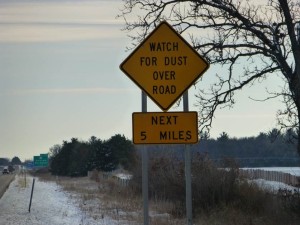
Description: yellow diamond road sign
xmin=120 ymin=21 xmax=209 ymax=111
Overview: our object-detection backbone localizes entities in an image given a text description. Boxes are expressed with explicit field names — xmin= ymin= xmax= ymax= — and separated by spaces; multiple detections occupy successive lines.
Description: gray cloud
xmin=0 ymin=87 xmax=136 ymax=96
xmin=0 ymin=0 xmax=124 ymax=42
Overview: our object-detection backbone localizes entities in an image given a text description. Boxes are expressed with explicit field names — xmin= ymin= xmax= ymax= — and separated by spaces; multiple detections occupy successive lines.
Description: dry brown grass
xmin=128 ymin=154 xmax=300 ymax=225
xmin=34 ymin=166 xmax=300 ymax=225
xmin=37 ymin=170 xmax=186 ymax=224
xmin=17 ymin=176 xmax=28 ymax=188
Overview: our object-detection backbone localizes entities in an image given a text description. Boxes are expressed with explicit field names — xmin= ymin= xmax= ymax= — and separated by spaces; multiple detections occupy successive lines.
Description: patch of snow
xmin=0 ymin=175 xmax=121 ymax=225
xmin=241 ymin=167 xmax=300 ymax=176
xmin=250 ymin=179 xmax=300 ymax=193
xmin=114 ymin=173 xmax=133 ymax=180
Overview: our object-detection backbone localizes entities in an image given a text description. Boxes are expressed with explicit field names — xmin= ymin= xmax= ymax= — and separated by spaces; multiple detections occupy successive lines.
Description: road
xmin=0 ymin=174 xmax=15 ymax=199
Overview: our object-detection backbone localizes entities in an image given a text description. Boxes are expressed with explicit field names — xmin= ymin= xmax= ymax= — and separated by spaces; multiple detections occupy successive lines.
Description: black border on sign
xmin=120 ymin=21 xmax=210 ymax=111
xmin=132 ymin=111 xmax=199 ymax=144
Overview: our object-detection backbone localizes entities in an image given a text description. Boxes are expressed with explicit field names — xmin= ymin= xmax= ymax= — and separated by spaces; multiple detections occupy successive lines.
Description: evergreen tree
xmin=11 ymin=156 xmax=22 ymax=165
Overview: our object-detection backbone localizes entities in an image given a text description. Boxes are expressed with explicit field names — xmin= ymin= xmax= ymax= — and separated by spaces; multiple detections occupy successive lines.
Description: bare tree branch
xmin=119 ymin=0 xmax=300 ymax=153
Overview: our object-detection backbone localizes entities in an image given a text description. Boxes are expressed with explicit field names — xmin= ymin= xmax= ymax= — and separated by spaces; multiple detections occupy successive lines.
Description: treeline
xmin=195 ymin=129 xmax=299 ymax=167
xmin=49 ymin=134 xmax=136 ymax=176
xmin=147 ymin=129 xmax=300 ymax=167
xmin=0 ymin=157 xmax=22 ymax=166
xmin=48 ymin=129 xmax=299 ymax=176
xmin=195 ymin=129 xmax=300 ymax=167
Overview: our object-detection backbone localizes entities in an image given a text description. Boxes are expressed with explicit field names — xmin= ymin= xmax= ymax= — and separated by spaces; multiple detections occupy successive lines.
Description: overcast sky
xmin=0 ymin=0 xmax=283 ymax=161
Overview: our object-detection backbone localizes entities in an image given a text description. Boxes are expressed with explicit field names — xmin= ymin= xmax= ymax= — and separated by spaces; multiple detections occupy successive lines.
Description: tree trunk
xmin=298 ymin=112 xmax=300 ymax=155
xmin=295 ymin=26 xmax=300 ymax=156
xmin=297 ymin=59 xmax=300 ymax=155
xmin=297 ymin=94 xmax=300 ymax=155
xmin=295 ymin=69 xmax=300 ymax=155
xmin=287 ymin=70 xmax=300 ymax=155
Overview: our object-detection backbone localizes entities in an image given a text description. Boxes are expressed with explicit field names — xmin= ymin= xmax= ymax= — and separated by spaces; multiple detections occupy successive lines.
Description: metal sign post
xmin=183 ymin=90 xmax=193 ymax=225
xmin=141 ymin=91 xmax=149 ymax=225
xmin=120 ymin=21 xmax=210 ymax=225
xmin=28 ymin=178 xmax=35 ymax=213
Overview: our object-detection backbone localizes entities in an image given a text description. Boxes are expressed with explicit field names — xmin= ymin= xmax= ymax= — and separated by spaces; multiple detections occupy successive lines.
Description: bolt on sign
xmin=132 ymin=112 xmax=198 ymax=144
xmin=120 ymin=21 xmax=209 ymax=111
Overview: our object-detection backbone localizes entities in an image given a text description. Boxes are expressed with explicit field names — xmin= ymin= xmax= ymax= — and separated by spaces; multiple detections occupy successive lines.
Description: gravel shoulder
xmin=0 ymin=174 xmax=15 ymax=199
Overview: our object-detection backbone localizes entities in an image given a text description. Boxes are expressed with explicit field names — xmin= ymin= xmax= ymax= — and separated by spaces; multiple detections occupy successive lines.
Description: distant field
xmin=0 ymin=174 xmax=15 ymax=199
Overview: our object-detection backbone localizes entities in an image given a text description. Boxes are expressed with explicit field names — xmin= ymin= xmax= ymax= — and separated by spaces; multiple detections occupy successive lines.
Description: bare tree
xmin=49 ymin=144 xmax=61 ymax=158
xmin=118 ymin=0 xmax=300 ymax=154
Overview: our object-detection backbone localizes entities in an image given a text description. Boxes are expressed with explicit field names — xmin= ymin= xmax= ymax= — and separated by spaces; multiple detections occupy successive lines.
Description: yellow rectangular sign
xmin=132 ymin=112 xmax=198 ymax=144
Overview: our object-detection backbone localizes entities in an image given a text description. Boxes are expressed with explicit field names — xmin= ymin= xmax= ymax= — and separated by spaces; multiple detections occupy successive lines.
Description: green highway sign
xmin=34 ymin=154 xmax=49 ymax=167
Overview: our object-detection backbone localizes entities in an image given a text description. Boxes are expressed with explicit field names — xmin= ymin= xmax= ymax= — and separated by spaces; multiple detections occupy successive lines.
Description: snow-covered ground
xmin=250 ymin=179 xmax=300 ymax=193
xmin=241 ymin=167 xmax=300 ymax=193
xmin=1 ymin=168 xmax=299 ymax=225
xmin=0 ymin=175 xmax=118 ymax=225
xmin=242 ymin=167 xmax=300 ymax=176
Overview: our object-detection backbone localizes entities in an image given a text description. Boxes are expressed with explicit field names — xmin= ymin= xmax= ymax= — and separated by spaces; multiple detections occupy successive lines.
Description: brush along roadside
xmin=35 ymin=161 xmax=300 ymax=225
